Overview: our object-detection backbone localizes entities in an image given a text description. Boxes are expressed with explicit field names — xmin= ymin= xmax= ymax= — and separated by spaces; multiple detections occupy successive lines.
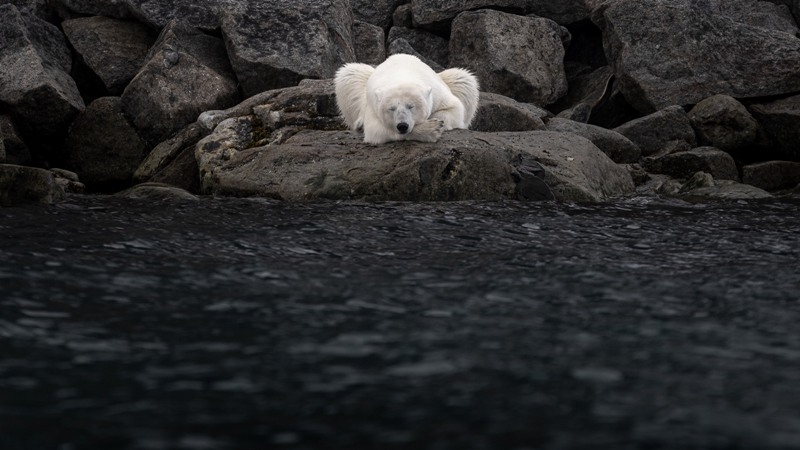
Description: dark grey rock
xmin=643 ymin=147 xmax=739 ymax=181
xmin=0 ymin=125 xmax=5 ymax=162
xmin=742 ymin=160 xmax=800 ymax=191
xmin=722 ymin=1 xmax=798 ymax=34
xmin=679 ymin=178 xmax=773 ymax=201
xmin=133 ymin=122 xmax=206 ymax=185
xmin=0 ymin=163 xmax=65 ymax=205
xmin=449 ymin=10 xmax=567 ymax=105
xmin=0 ymin=115 xmax=31 ymax=166
xmin=411 ymin=0 xmax=590 ymax=28
xmin=0 ymin=4 xmax=84 ymax=156
xmin=387 ymin=39 xmax=443 ymax=72
xmin=353 ymin=21 xmax=385 ymax=66
xmin=547 ymin=118 xmax=641 ymax=164
xmin=62 ymin=16 xmax=157 ymax=95
xmin=220 ymin=0 xmax=355 ymax=97
xmin=121 ymin=21 xmax=240 ymax=147
xmin=749 ymin=94 xmax=800 ymax=160
xmin=135 ymin=79 xmax=343 ymax=190
xmin=66 ymin=97 xmax=148 ymax=189
xmin=688 ymin=95 xmax=759 ymax=152
xmin=1 ymin=0 xmax=54 ymax=21
xmin=387 ymin=27 xmax=449 ymax=69
xmin=596 ymin=0 xmax=800 ymax=113
xmin=196 ymin=126 xmax=634 ymax=203
xmin=471 ymin=93 xmax=548 ymax=132
xmin=556 ymin=103 xmax=593 ymax=124
xmin=352 ymin=0 xmax=405 ymax=29
xmin=115 ymin=182 xmax=198 ymax=200
xmin=50 ymin=167 xmax=85 ymax=193
xmin=551 ymin=66 xmax=614 ymax=118
xmin=392 ymin=3 xmax=413 ymax=28
xmin=614 ymin=106 xmax=697 ymax=157
xmin=58 ymin=0 xmax=221 ymax=29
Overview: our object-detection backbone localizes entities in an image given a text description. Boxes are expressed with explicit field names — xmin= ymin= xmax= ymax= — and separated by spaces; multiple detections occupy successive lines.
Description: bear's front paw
xmin=413 ymin=118 xmax=445 ymax=142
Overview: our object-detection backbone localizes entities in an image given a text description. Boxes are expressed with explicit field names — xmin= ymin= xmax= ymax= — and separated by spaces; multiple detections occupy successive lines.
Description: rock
xmin=722 ymin=1 xmax=799 ymax=34
xmin=0 ymin=115 xmax=31 ymax=166
xmin=387 ymin=27 xmax=449 ymax=68
xmin=411 ymin=0 xmax=590 ymax=28
xmin=688 ymin=95 xmax=759 ymax=152
xmin=679 ymin=178 xmax=773 ymax=201
xmin=135 ymin=79 xmax=343 ymax=189
xmin=679 ymin=171 xmax=715 ymax=193
xmin=196 ymin=126 xmax=634 ymax=203
xmin=115 ymin=182 xmax=198 ymax=201
xmin=749 ymin=94 xmax=800 ymax=160
xmin=121 ymin=21 xmax=240 ymax=147
xmin=146 ymin=144 xmax=201 ymax=194
xmin=62 ymin=16 xmax=157 ymax=95
xmin=3 ymin=0 xmax=54 ymax=21
xmin=0 ymin=4 xmax=84 ymax=159
xmin=353 ymin=21 xmax=385 ymax=65
xmin=386 ymin=39 xmax=444 ymax=72
xmin=643 ymin=147 xmax=739 ymax=181
xmin=0 ymin=127 xmax=5 ymax=162
xmin=352 ymin=0 xmax=405 ymax=29
xmin=551 ymin=66 xmax=614 ymax=118
xmin=50 ymin=168 xmax=85 ymax=193
xmin=596 ymin=0 xmax=800 ymax=112
xmin=219 ymin=0 xmax=355 ymax=97
xmin=614 ymin=106 xmax=697 ymax=157
xmin=556 ymin=103 xmax=593 ymax=123
xmin=547 ymin=118 xmax=641 ymax=164
xmin=65 ymin=97 xmax=148 ymax=190
xmin=471 ymin=93 xmax=548 ymax=132
xmin=741 ymin=161 xmax=800 ymax=191
xmin=133 ymin=123 xmax=206 ymax=185
xmin=392 ymin=3 xmax=413 ymax=28
xmin=0 ymin=164 xmax=65 ymax=205
xmin=449 ymin=10 xmax=568 ymax=105
xmin=58 ymin=0 xmax=222 ymax=29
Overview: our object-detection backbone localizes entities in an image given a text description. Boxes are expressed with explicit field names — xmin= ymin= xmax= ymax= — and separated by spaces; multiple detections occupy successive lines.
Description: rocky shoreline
xmin=2 ymin=0 xmax=800 ymax=205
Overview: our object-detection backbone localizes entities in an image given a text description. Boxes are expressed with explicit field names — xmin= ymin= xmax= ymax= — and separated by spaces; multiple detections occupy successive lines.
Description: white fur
xmin=334 ymin=54 xmax=480 ymax=144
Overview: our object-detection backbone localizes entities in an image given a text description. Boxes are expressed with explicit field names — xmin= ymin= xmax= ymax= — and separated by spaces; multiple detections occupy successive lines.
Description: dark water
xmin=1 ymin=195 xmax=800 ymax=450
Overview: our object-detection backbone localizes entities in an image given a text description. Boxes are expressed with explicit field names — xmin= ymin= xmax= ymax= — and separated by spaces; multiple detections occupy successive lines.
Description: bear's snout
xmin=397 ymin=122 xmax=409 ymax=134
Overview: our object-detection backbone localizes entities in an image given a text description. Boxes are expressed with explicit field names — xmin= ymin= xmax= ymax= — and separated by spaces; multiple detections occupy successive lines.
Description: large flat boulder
xmin=196 ymin=126 xmax=634 ymax=203
xmin=220 ymin=0 xmax=355 ymax=97
xmin=595 ymin=0 xmax=800 ymax=112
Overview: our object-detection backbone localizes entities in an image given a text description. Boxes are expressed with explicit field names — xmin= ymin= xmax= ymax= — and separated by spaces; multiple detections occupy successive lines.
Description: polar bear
xmin=334 ymin=54 xmax=479 ymax=144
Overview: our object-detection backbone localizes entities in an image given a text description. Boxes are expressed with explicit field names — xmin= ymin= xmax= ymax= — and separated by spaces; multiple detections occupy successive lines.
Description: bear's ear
xmin=425 ymin=86 xmax=433 ymax=103
xmin=374 ymin=88 xmax=383 ymax=104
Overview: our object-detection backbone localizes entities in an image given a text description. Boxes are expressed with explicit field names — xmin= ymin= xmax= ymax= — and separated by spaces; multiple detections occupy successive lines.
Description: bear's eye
xmin=407 ymin=104 xmax=414 ymax=109
xmin=389 ymin=106 xmax=397 ymax=112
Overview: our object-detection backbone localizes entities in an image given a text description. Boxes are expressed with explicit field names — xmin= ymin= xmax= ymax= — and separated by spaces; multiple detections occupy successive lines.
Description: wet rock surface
xmin=2 ymin=195 xmax=800 ymax=449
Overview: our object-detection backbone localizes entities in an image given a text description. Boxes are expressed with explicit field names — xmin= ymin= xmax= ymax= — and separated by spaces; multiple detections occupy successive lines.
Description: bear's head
xmin=374 ymin=84 xmax=433 ymax=136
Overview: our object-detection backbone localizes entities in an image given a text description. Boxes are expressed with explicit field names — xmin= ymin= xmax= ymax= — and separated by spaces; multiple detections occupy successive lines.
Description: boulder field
xmin=2 ymin=0 xmax=800 ymax=204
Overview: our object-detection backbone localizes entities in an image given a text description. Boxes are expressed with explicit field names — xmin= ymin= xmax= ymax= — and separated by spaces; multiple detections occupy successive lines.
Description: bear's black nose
xmin=397 ymin=123 xmax=409 ymax=134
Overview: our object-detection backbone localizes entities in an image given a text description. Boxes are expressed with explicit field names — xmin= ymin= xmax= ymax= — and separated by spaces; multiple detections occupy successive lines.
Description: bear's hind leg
xmin=334 ymin=63 xmax=375 ymax=131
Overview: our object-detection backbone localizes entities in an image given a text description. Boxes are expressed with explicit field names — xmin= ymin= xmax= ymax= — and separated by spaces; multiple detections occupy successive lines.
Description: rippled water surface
xmin=2 ymin=195 xmax=800 ymax=449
